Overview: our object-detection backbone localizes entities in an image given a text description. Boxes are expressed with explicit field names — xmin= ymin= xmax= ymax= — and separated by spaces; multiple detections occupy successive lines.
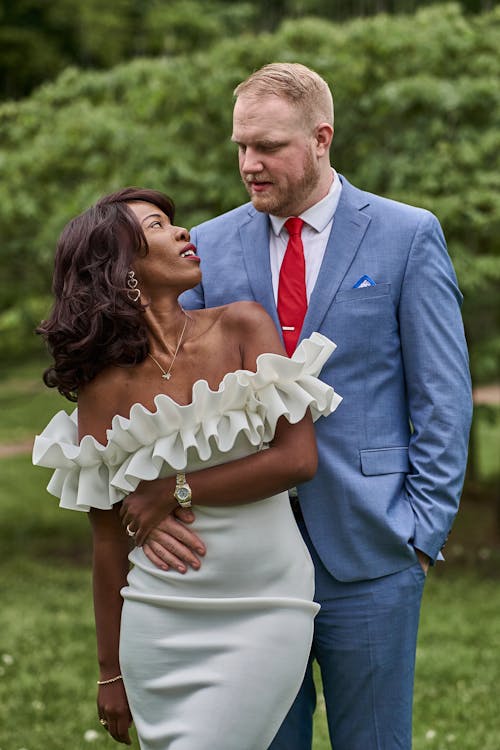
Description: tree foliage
xmin=0 ymin=0 xmax=493 ymax=100
xmin=0 ymin=3 xmax=498 ymax=387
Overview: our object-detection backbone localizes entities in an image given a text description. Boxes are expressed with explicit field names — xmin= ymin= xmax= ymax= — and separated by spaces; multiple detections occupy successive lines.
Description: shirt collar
xmin=269 ymin=168 xmax=342 ymax=236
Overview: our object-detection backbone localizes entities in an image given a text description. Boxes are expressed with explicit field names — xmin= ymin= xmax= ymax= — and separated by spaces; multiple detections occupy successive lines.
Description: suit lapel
xmin=237 ymin=179 xmax=372 ymax=342
xmin=239 ymin=208 xmax=281 ymax=329
xmin=301 ymin=177 xmax=371 ymax=339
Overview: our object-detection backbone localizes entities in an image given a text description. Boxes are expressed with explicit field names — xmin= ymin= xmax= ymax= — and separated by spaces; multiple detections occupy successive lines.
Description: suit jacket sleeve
xmin=399 ymin=211 xmax=472 ymax=561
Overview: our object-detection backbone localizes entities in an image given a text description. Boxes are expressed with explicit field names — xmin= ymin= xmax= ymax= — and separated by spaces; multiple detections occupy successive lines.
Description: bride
xmin=33 ymin=187 xmax=341 ymax=749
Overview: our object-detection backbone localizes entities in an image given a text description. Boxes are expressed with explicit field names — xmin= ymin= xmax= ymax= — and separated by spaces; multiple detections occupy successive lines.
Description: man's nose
xmin=241 ymin=148 xmax=263 ymax=174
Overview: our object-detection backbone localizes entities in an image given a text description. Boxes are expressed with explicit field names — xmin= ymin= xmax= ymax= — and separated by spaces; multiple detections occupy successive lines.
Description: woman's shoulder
xmin=77 ymin=364 xmax=136 ymax=441
xmin=191 ymin=302 xmax=274 ymax=339
xmin=220 ymin=301 xmax=272 ymax=328
xmin=80 ymin=362 xmax=133 ymax=399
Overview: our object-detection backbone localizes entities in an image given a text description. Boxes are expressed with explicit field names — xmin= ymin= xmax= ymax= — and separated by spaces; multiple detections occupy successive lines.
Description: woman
xmin=33 ymin=187 xmax=341 ymax=749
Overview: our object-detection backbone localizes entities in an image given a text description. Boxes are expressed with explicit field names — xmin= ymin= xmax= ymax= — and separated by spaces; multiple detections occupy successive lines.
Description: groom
xmin=136 ymin=63 xmax=472 ymax=748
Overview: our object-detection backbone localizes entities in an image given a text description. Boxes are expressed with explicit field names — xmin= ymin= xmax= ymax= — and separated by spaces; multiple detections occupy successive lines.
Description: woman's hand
xmin=119 ymin=477 xmax=177 ymax=546
xmin=97 ymin=680 xmax=133 ymax=745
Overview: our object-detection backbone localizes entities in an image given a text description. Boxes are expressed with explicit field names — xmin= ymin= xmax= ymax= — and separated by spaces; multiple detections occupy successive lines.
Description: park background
xmin=0 ymin=0 xmax=499 ymax=747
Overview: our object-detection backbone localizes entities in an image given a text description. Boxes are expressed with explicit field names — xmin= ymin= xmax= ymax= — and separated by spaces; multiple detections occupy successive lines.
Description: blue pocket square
xmin=353 ymin=275 xmax=376 ymax=288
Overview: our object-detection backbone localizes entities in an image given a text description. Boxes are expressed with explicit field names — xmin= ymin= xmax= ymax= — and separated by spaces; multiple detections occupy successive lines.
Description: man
xmin=130 ymin=63 xmax=472 ymax=748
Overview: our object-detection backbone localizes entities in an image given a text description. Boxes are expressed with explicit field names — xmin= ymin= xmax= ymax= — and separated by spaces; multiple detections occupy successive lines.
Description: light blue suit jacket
xmin=181 ymin=175 xmax=472 ymax=582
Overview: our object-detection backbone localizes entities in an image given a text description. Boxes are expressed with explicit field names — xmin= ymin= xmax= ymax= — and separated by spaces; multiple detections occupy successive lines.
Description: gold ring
xmin=99 ymin=718 xmax=108 ymax=727
xmin=126 ymin=523 xmax=136 ymax=537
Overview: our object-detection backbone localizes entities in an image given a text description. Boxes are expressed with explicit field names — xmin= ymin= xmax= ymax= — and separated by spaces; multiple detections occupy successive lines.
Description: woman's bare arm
xmin=77 ymin=384 xmax=134 ymax=744
xmin=88 ymin=505 xmax=133 ymax=745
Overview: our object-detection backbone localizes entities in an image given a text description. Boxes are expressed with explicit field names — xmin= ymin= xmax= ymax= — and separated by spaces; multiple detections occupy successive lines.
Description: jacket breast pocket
xmin=335 ymin=283 xmax=391 ymax=303
xmin=329 ymin=282 xmax=396 ymax=356
xmin=360 ymin=447 xmax=410 ymax=475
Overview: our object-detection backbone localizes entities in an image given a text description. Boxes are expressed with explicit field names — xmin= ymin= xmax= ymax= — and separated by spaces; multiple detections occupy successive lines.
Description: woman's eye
xmin=150 ymin=221 xmax=161 ymax=228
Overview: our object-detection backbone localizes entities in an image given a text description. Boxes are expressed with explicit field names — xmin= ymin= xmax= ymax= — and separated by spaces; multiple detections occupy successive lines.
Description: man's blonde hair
xmin=234 ymin=62 xmax=334 ymax=130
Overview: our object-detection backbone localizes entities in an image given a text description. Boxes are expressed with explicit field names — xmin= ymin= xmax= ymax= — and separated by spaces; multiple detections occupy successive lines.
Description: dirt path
xmin=473 ymin=384 xmax=500 ymax=406
xmin=1 ymin=385 xmax=498 ymax=459
xmin=0 ymin=438 xmax=34 ymax=458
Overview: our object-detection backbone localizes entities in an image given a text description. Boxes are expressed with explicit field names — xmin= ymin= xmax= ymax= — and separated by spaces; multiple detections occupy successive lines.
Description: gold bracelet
xmin=97 ymin=674 xmax=123 ymax=685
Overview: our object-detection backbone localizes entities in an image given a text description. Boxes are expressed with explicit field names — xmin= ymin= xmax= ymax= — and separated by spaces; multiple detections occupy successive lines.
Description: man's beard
xmin=244 ymin=149 xmax=320 ymax=217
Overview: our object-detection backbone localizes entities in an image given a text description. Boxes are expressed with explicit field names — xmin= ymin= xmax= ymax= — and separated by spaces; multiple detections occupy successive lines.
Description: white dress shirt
xmin=269 ymin=169 xmax=343 ymax=303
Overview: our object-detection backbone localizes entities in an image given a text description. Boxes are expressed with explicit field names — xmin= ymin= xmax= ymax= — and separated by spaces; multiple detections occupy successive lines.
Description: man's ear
xmin=315 ymin=123 xmax=334 ymax=156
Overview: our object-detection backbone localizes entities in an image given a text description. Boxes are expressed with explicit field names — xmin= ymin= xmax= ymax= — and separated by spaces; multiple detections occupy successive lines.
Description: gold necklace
xmin=147 ymin=310 xmax=190 ymax=381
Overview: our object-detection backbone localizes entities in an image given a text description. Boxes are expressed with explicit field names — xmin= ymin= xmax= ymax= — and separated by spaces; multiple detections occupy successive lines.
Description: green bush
xmin=0 ymin=4 xmax=499 ymax=376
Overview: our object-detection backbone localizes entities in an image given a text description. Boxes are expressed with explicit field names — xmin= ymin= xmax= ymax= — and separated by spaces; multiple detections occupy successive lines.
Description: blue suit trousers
xmin=268 ymin=512 xmax=426 ymax=750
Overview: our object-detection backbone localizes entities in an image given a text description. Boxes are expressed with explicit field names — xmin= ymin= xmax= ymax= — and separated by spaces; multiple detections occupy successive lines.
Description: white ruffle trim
xmin=33 ymin=333 xmax=342 ymax=511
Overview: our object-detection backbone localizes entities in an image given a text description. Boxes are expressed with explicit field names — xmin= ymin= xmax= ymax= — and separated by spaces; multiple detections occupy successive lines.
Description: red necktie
xmin=277 ymin=217 xmax=307 ymax=356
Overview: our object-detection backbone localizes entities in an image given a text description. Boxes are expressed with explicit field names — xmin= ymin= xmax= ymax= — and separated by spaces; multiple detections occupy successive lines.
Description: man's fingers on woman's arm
xmin=142 ymin=542 xmax=172 ymax=571
xmin=155 ymin=514 xmax=206 ymax=556
xmin=143 ymin=535 xmax=201 ymax=573
xmin=142 ymin=541 xmax=186 ymax=573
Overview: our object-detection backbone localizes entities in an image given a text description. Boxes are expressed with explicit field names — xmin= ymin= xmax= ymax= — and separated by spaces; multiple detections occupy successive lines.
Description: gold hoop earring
xmin=127 ymin=270 xmax=141 ymax=302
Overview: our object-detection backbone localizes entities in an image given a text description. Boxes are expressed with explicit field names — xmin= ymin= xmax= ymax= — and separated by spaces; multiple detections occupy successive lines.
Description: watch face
xmin=176 ymin=487 xmax=190 ymax=501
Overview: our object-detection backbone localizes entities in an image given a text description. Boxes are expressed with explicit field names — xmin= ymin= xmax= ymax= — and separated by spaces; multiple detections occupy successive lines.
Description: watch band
xmin=174 ymin=473 xmax=192 ymax=508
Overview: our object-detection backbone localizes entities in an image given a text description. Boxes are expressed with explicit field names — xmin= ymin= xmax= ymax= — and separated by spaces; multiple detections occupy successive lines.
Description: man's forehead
xmin=231 ymin=121 xmax=290 ymax=144
xmin=232 ymin=96 xmax=301 ymax=140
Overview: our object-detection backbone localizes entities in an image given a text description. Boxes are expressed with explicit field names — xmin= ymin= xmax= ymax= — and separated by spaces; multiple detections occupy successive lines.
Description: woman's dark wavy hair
xmin=37 ymin=187 xmax=175 ymax=401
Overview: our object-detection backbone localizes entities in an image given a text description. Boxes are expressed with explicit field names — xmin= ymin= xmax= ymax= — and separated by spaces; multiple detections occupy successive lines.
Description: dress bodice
xmin=33 ymin=333 xmax=342 ymax=511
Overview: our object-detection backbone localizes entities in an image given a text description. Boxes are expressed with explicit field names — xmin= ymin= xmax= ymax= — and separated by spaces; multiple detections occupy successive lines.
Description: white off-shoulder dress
xmin=33 ymin=333 xmax=342 ymax=750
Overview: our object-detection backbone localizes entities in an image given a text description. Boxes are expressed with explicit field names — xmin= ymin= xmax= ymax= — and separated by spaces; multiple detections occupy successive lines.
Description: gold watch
xmin=174 ymin=473 xmax=192 ymax=508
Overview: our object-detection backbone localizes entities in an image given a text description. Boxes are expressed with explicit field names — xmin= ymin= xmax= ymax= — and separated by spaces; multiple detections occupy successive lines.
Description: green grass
xmin=1 ymin=364 xmax=499 ymax=748
xmin=0 ymin=456 xmax=136 ymax=750
xmin=0 ymin=358 xmax=72 ymax=445
xmin=1 ymin=454 xmax=500 ymax=749
xmin=0 ymin=454 xmax=91 ymax=563
xmin=412 ymin=575 xmax=500 ymax=750
xmin=476 ymin=408 xmax=500 ymax=480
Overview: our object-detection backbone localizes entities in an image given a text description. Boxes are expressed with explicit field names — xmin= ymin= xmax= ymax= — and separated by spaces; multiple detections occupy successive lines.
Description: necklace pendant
xmin=162 ymin=373 xmax=171 ymax=380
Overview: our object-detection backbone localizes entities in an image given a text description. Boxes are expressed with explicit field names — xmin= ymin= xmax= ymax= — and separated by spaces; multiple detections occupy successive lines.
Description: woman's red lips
xmin=180 ymin=243 xmax=198 ymax=258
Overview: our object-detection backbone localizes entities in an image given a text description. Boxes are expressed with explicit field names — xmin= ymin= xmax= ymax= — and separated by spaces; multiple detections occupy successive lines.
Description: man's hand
xmin=415 ymin=548 xmax=430 ymax=575
xmin=142 ymin=508 xmax=206 ymax=573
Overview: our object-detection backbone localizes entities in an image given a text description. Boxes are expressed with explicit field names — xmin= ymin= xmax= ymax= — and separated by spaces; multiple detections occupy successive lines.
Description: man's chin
xmin=250 ymin=193 xmax=279 ymax=214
